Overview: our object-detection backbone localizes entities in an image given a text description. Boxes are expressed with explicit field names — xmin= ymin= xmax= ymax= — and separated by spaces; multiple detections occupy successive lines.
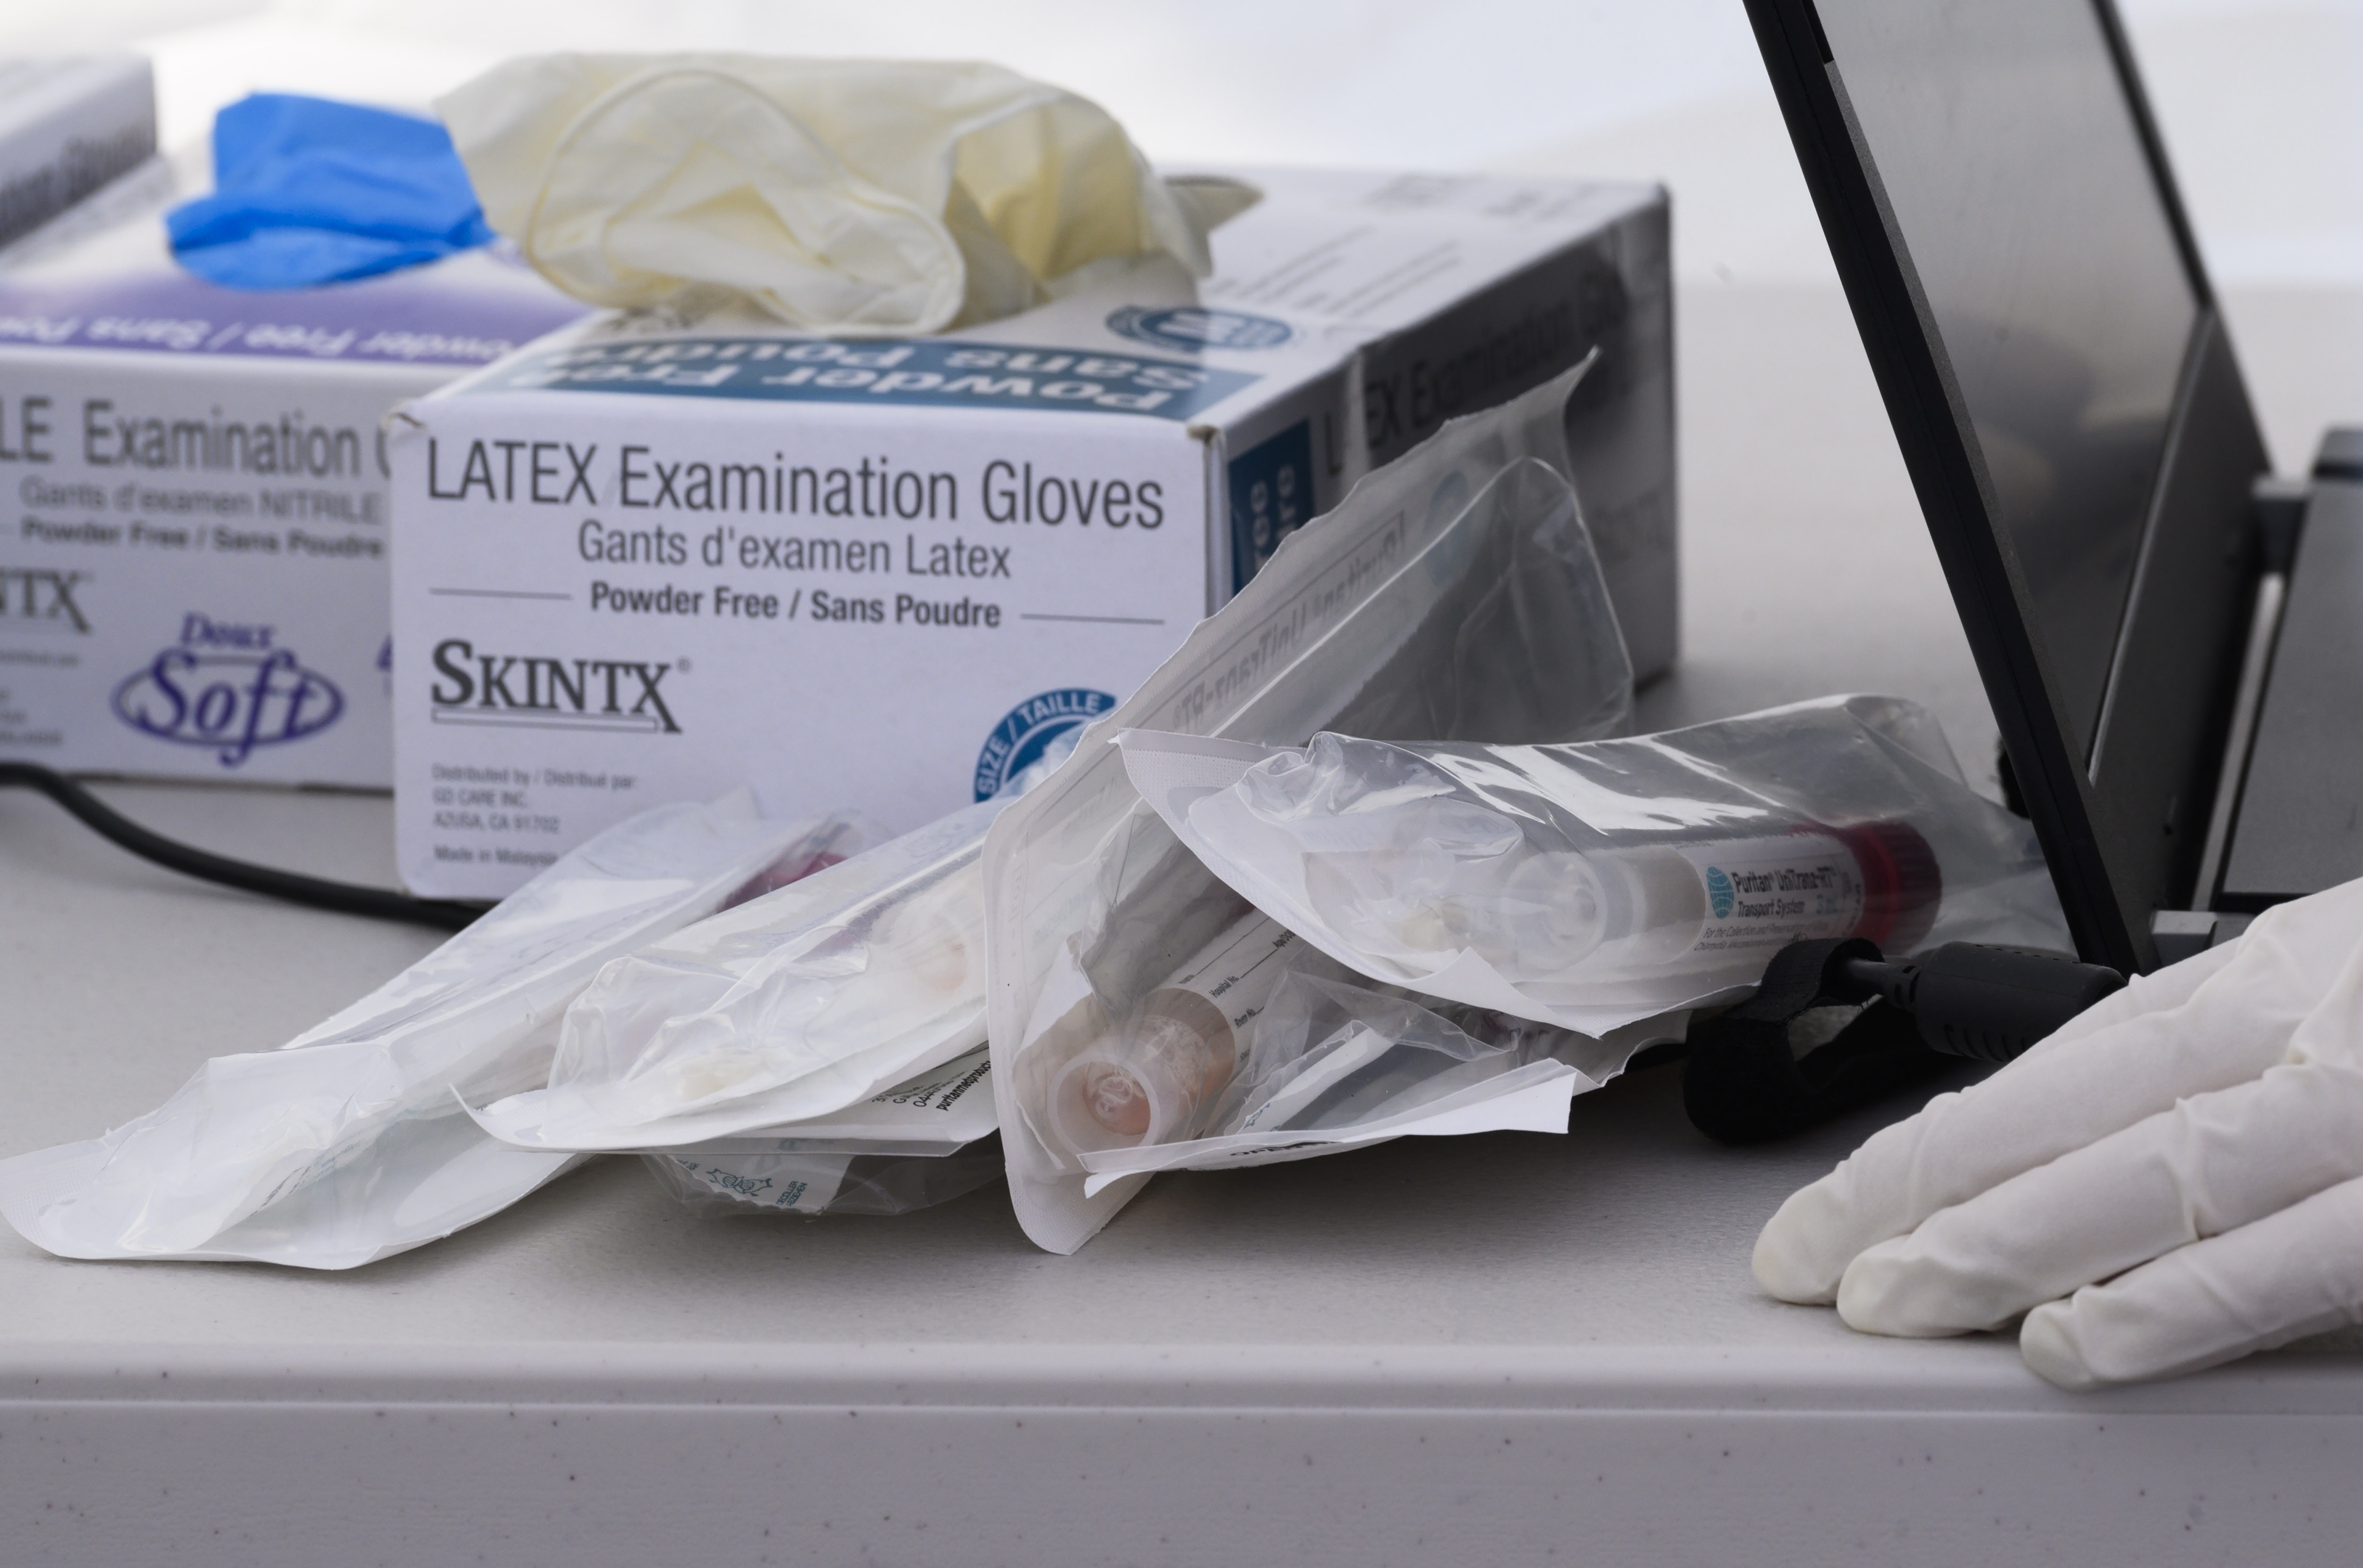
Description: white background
xmin=3 ymin=0 xmax=2358 ymax=297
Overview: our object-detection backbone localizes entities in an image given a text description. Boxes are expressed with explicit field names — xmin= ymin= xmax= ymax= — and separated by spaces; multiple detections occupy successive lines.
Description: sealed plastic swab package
xmin=0 ymin=796 xmax=867 ymax=1268
xmin=473 ymin=738 xmax=1075 ymax=1158
xmin=471 ymin=800 xmax=1000 ymax=1152
xmin=984 ymin=361 xmax=1638 ymax=1253
xmin=1117 ymin=693 xmax=2070 ymax=1041
xmin=651 ymin=1143 xmax=1005 ymax=1217
xmin=646 ymin=1047 xmax=1001 ymax=1217
xmin=1038 ymin=906 xmax=1637 ymax=1195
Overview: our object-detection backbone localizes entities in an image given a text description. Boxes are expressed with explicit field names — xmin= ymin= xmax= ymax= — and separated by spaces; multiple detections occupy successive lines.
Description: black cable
xmin=2 ymin=761 xmax=483 ymax=931
xmin=1837 ymin=943 xmax=2126 ymax=1062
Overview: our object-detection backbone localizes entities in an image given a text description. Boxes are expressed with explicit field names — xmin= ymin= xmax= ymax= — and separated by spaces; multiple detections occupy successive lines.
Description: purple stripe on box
xmin=0 ymin=261 xmax=585 ymax=367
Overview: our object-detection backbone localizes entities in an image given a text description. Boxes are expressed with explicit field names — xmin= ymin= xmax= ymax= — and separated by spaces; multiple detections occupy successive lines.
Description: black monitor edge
xmin=1740 ymin=0 xmax=2271 ymax=973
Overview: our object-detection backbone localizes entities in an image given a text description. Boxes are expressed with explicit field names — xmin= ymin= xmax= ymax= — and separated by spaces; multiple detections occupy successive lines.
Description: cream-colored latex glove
xmin=436 ymin=55 xmax=1257 ymax=336
xmin=1753 ymin=878 xmax=2363 ymax=1389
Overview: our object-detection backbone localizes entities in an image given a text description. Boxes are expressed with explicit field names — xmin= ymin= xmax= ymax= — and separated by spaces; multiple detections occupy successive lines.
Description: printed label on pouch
xmin=664 ymin=1153 xmax=850 ymax=1213
xmin=1680 ymin=832 xmax=1866 ymax=955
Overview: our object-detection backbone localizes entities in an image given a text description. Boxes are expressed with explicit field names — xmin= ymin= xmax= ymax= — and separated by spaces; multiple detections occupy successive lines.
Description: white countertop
xmin=8 ymin=282 xmax=2363 ymax=1566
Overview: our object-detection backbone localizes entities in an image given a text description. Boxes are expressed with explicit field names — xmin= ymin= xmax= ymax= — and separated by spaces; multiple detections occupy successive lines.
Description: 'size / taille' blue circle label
xmin=1106 ymin=306 xmax=1294 ymax=354
xmin=974 ymin=688 xmax=1116 ymax=801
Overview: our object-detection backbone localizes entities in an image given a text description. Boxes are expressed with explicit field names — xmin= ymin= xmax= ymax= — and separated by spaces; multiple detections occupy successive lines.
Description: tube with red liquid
xmin=1466 ymin=819 xmax=1941 ymax=988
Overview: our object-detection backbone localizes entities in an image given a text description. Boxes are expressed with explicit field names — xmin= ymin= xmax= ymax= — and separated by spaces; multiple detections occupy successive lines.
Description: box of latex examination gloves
xmin=389 ymin=168 xmax=1673 ymax=899
xmin=0 ymin=167 xmax=588 ymax=787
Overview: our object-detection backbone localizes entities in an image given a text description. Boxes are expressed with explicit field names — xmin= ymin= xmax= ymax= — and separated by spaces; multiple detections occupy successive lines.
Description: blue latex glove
xmin=168 ymin=94 xmax=494 ymax=289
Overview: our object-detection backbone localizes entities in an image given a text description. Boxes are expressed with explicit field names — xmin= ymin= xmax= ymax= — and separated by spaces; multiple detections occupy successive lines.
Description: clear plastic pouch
xmin=474 ymin=731 xmax=1078 ymax=1156
xmin=642 ymin=1047 xmax=1002 ymax=1218
xmin=471 ymin=801 xmax=1003 ymax=1152
xmin=647 ymin=1140 xmax=1005 ymax=1218
xmin=658 ymin=1045 xmax=997 ymax=1159
xmin=1039 ymin=910 xmax=1640 ymax=1195
xmin=984 ymin=362 xmax=1636 ymax=1253
xmin=0 ymin=795 xmax=870 ymax=1268
xmin=1117 ymin=694 xmax=2070 ymax=1039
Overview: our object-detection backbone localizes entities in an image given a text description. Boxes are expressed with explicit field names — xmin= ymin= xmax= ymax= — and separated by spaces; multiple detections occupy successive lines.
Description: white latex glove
xmin=1753 ymin=877 xmax=2363 ymax=1389
xmin=436 ymin=54 xmax=1257 ymax=335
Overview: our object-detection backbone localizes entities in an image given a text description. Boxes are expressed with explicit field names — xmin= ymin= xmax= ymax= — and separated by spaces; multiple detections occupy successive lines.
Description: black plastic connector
xmin=1837 ymin=943 xmax=2126 ymax=1063
xmin=1682 ymin=938 xmax=1942 ymax=1145
xmin=1682 ymin=938 xmax=2125 ymax=1143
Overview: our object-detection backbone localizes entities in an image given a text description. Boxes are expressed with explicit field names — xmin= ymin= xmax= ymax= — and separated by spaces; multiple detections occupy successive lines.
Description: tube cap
xmin=1831 ymin=819 xmax=1942 ymax=953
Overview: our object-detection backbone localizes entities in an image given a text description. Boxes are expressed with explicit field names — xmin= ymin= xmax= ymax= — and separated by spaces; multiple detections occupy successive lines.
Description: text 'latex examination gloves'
xmin=0 ymin=797 xmax=866 ymax=1268
xmin=436 ymin=55 xmax=1258 ymax=335
xmin=169 ymin=94 xmax=495 ymax=288
xmin=1753 ymin=877 xmax=2363 ymax=1388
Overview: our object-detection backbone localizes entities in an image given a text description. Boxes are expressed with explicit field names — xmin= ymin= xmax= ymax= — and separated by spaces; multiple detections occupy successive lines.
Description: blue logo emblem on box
xmin=1107 ymin=306 xmax=1294 ymax=353
xmin=975 ymin=688 xmax=1115 ymax=801
xmin=112 ymin=614 xmax=344 ymax=767
xmin=1706 ymin=866 xmax=1736 ymax=920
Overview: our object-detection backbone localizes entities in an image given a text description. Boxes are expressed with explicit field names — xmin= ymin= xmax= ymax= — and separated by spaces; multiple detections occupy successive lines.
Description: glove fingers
xmin=1836 ymin=1057 xmax=2363 ymax=1335
xmin=1749 ymin=885 xmax=2363 ymax=1305
xmin=2020 ymin=1171 xmax=2363 ymax=1389
xmin=1752 ymin=961 xmax=2302 ymax=1305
